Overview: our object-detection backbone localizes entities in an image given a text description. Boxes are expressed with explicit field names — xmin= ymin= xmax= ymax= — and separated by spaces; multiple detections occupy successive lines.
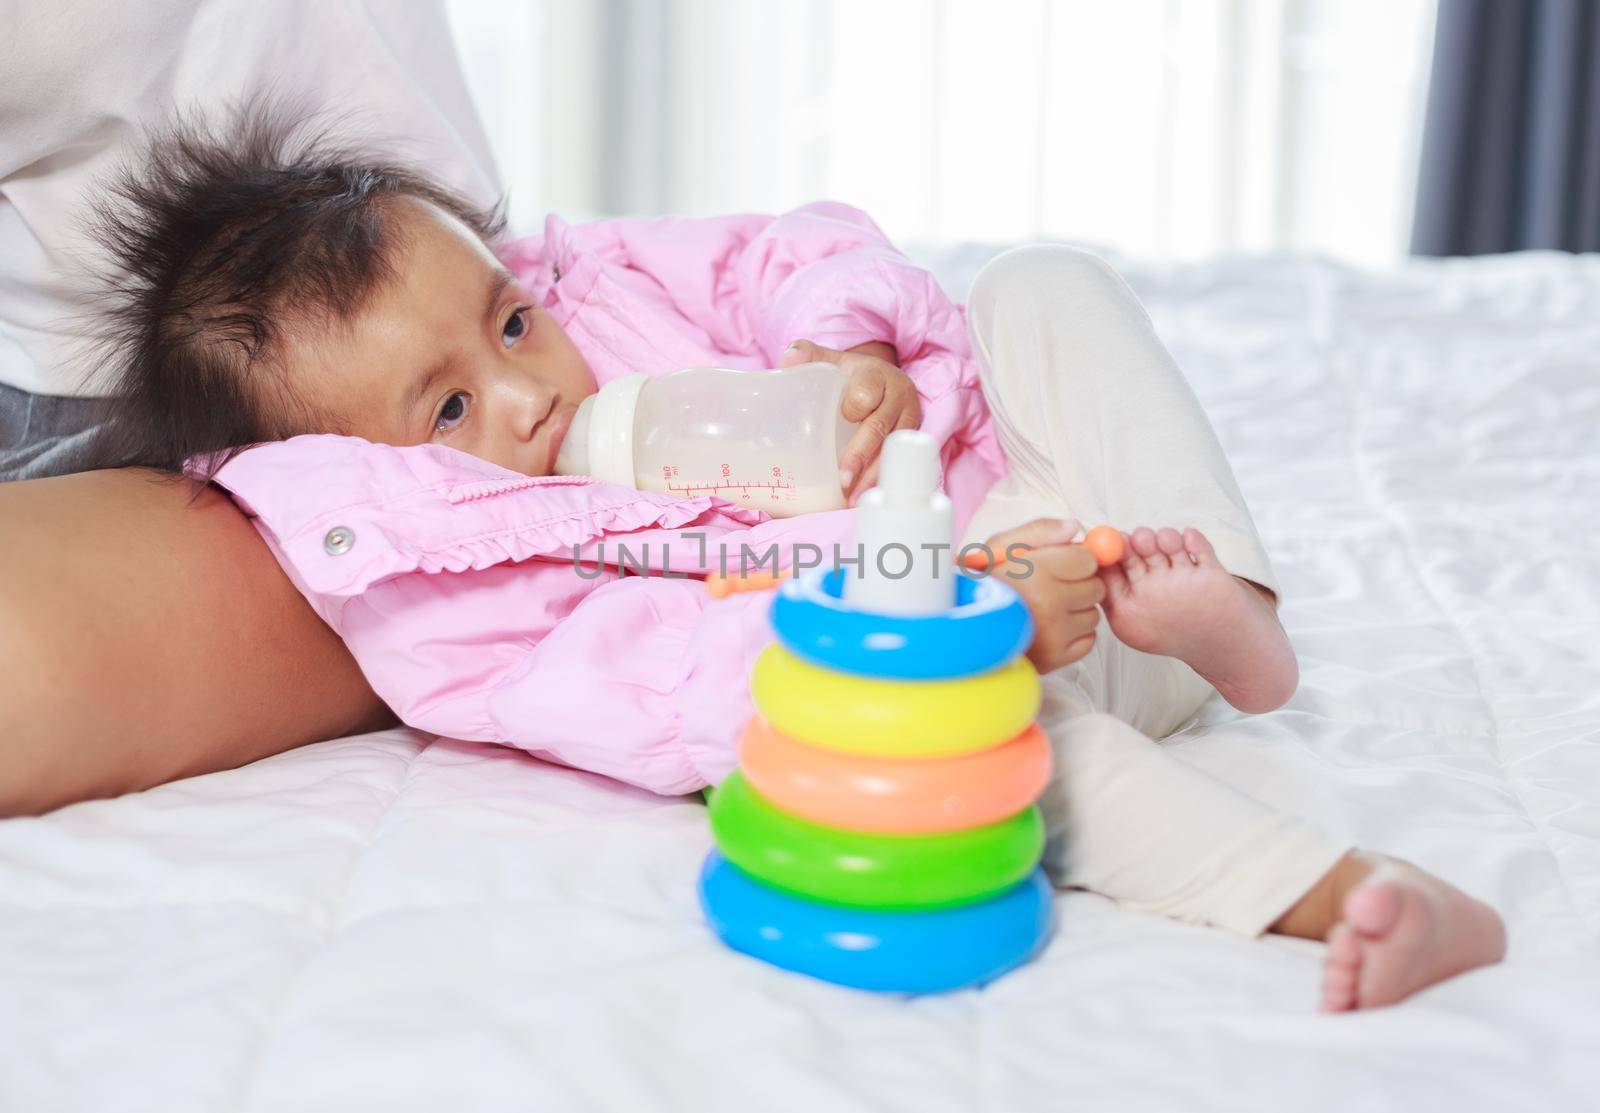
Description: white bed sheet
xmin=2 ymin=248 xmax=1597 ymax=1113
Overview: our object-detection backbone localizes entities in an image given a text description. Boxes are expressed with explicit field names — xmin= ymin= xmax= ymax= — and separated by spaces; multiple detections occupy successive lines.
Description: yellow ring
xmin=751 ymin=644 xmax=1040 ymax=758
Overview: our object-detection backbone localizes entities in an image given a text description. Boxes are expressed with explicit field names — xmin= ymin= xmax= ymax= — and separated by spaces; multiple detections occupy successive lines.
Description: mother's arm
xmin=0 ymin=468 xmax=396 ymax=816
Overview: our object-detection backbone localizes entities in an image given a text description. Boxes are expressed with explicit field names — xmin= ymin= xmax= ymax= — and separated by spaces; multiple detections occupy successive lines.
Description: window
xmin=448 ymin=0 xmax=1436 ymax=263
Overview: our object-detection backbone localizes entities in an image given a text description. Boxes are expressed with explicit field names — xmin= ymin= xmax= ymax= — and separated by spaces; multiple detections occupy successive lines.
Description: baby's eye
xmin=434 ymin=391 xmax=470 ymax=434
xmin=502 ymin=306 xmax=531 ymax=349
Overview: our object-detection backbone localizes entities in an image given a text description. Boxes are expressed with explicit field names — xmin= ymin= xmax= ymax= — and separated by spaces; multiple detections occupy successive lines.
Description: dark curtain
xmin=1411 ymin=0 xmax=1600 ymax=255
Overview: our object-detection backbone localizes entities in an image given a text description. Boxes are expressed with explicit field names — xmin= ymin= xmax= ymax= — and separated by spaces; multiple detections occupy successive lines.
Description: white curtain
xmin=447 ymin=0 xmax=1436 ymax=264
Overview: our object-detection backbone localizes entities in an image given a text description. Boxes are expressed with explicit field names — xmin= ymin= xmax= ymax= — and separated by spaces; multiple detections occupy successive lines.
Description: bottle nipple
xmin=553 ymin=395 xmax=594 ymax=476
xmin=552 ymin=372 xmax=647 ymax=485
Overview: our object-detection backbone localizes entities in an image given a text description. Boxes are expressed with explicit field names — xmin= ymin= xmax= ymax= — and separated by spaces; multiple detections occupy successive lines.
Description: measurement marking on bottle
xmin=666 ymin=480 xmax=795 ymax=495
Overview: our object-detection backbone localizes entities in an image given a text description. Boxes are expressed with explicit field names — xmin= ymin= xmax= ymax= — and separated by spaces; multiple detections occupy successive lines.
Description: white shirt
xmin=0 ymin=0 xmax=501 ymax=397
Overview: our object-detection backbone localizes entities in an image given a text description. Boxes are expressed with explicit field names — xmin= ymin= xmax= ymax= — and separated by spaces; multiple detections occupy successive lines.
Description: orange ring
xmin=738 ymin=718 xmax=1052 ymax=834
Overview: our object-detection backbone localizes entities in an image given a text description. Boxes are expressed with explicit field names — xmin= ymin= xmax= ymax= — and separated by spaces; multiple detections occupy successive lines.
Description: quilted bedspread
xmin=2 ymin=248 xmax=1597 ymax=1113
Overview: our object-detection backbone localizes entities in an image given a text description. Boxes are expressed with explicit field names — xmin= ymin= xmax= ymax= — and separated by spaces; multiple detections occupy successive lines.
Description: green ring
xmin=707 ymin=770 xmax=1045 ymax=910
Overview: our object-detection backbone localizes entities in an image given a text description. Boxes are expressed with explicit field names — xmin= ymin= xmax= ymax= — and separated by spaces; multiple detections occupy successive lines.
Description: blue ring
xmin=769 ymin=568 xmax=1033 ymax=680
xmin=698 ymin=852 xmax=1053 ymax=994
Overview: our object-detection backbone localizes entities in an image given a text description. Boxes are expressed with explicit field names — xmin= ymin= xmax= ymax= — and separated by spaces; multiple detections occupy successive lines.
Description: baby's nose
xmin=497 ymin=379 xmax=553 ymax=442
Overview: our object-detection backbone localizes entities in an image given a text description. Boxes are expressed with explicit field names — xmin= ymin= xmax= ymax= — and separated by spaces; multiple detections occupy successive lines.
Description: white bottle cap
xmin=553 ymin=372 xmax=647 ymax=485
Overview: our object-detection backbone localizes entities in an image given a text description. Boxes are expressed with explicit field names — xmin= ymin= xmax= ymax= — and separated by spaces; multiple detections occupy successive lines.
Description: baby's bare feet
xmin=1321 ymin=862 xmax=1506 ymax=1012
xmin=1097 ymin=526 xmax=1298 ymax=713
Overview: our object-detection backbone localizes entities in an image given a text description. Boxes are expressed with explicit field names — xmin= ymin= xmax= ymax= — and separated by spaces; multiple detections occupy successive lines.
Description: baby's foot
xmin=1097 ymin=526 xmax=1298 ymax=713
xmin=1321 ymin=864 xmax=1506 ymax=1012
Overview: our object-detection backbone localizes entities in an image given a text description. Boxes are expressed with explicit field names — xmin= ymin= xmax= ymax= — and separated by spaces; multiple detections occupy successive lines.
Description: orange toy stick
xmin=960 ymin=524 xmax=1126 ymax=572
xmin=705 ymin=566 xmax=793 ymax=599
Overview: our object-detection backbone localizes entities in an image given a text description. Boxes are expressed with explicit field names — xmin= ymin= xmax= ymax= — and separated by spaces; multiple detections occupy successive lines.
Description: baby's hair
xmin=83 ymin=97 xmax=505 ymax=485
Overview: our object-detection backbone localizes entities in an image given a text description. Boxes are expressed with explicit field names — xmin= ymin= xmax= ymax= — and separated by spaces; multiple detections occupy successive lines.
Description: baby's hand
xmin=779 ymin=338 xmax=921 ymax=504
xmin=981 ymin=518 xmax=1104 ymax=674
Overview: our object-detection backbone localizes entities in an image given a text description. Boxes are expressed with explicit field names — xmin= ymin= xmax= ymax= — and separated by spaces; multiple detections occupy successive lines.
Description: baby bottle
xmin=553 ymin=363 xmax=859 ymax=517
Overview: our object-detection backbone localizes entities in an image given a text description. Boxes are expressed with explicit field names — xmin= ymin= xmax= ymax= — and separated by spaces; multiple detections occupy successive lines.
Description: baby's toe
xmin=1156 ymin=527 xmax=1184 ymax=556
xmin=1320 ymin=923 xmax=1362 ymax=1012
xmin=1181 ymin=527 xmax=1221 ymax=566
xmin=1130 ymin=527 xmax=1172 ymax=569
xmin=1344 ymin=876 xmax=1405 ymax=939
xmin=1121 ymin=549 xmax=1148 ymax=583
xmin=1321 ymin=966 xmax=1359 ymax=1013
xmin=1099 ymin=559 xmax=1133 ymax=601
xmin=1328 ymin=921 xmax=1362 ymax=967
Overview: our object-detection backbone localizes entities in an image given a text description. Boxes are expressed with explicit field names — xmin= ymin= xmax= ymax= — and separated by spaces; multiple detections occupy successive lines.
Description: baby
xmin=87 ymin=109 xmax=1504 ymax=1011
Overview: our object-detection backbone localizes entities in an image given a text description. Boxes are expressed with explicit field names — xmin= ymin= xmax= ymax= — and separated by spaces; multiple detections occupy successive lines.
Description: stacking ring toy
xmin=752 ymin=644 xmax=1040 ymax=758
xmin=708 ymin=770 xmax=1044 ymax=908
xmin=739 ymin=718 xmax=1053 ymax=834
xmin=771 ymin=568 xmax=1032 ymax=680
xmin=699 ymin=854 xmax=1053 ymax=993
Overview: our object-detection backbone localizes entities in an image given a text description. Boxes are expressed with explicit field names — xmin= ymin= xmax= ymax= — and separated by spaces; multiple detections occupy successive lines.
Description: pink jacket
xmin=209 ymin=203 xmax=1006 ymax=795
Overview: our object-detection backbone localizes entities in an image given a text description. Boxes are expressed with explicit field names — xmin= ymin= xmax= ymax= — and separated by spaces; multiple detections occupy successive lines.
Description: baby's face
xmin=287 ymin=197 xmax=596 ymax=476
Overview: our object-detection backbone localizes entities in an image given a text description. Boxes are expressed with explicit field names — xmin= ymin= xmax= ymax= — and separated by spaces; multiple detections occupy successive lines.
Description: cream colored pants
xmin=962 ymin=246 xmax=1350 ymax=937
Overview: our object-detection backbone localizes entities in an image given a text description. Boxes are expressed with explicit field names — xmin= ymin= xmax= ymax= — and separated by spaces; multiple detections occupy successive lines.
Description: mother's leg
xmin=0 ymin=469 xmax=394 ymax=816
